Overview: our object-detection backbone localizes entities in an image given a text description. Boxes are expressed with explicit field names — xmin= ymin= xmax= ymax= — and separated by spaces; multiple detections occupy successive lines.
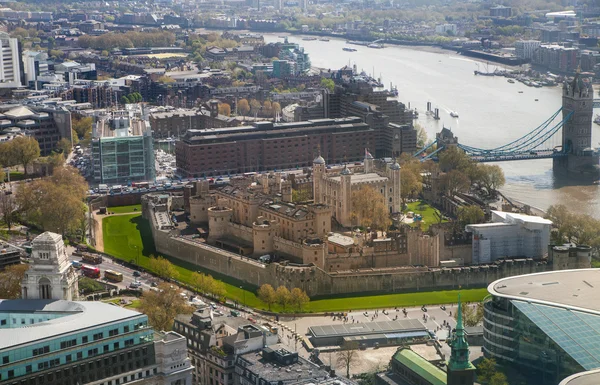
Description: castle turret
xmin=302 ymin=237 xmax=327 ymax=270
xmin=364 ymin=148 xmax=374 ymax=174
xmin=253 ymin=217 xmax=279 ymax=256
xmin=311 ymin=204 xmax=332 ymax=236
xmin=207 ymin=199 xmax=233 ymax=244
xmin=389 ymin=159 xmax=401 ymax=213
xmin=312 ymin=151 xmax=326 ymax=204
xmin=339 ymin=165 xmax=353 ymax=227
xmin=447 ymin=294 xmax=476 ymax=385
xmin=282 ymin=180 xmax=293 ymax=202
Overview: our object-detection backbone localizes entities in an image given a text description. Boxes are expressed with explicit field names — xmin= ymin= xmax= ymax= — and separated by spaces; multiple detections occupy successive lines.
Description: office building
xmin=466 ymin=210 xmax=552 ymax=264
xmin=0 ymin=33 xmax=22 ymax=88
xmin=533 ymin=44 xmax=578 ymax=73
xmin=515 ymin=40 xmax=541 ymax=60
xmin=175 ymin=117 xmax=375 ymax=177
xmin=0 ymin=104 xmax=72 ymax=156
xmin=0 ymin=230 xmax=192 ymax=385
xmin=484 ymin=269 xmax=600 ymax=385
xmin=149 ymin=104 xmax=240 ymax=139
xmin=91 ymin=108 xmax=155 ymax=184
xmin=490 ymin=5 xmax=512 ymax=17
xmin=22 ymin=51 xmax=49 ymax=87
xmin=173 ymin=306 xmax=278 ymax=385
xmin=435 ymin=24 xmax=457 ymax=35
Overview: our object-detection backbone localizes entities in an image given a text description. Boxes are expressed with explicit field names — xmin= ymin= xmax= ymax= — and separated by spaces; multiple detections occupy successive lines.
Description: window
xmin=93 ymin=332 xmax=103 ymax=341
xmin=7 ymin=370 xmax=14 ymax=378
xmin=2 ymin=356 xmax=8 ymax=364
xmin=109 ymin=328 xmax=119 ymax=337
xmin=77 ymin=352 xmax=83 ymax=359
xmin=32 ymin=346 xmax=49 ymax=356
xmin=114 ymin=342 xmax=119 ymax=349
xmin=124 ymin=326 xmax=130 ymax=333
xmin=82 ymin=336 xmax=88 ymax=343
xmin=26 ymin=365 xmax=32 ymax=374
xmin=66 ymin=354 xmax=72 ymax=362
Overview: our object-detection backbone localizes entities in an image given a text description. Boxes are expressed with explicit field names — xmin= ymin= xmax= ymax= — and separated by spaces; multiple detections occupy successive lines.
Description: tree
xmin=0 ymin=167 xmax=4 ymax=183
xmin=415 ymin=123 xmax=427 ymax=148
xmin=72 ymin=116 xmax=93 ymax=139
xmin=479 ymin=164 xmax=506 ymax=193
xmin=121 ymin=95 xmax=130 ymax=105
xmin=454 ymin=302 xmax=484 ymax=327
xmin=0 ymin=264 xmax=28 ymax=298
xmin=157 ymin=75 xmax=175 ymax=83
xmin=351 ymin=185 xmax=392 ymax=230
xmin=148 ymin=256 xmax=178 ymax=281
xmin=477 ymin=358 xmax=498 ymax=384
xmin=237 ymin=99 xmax=250 ymax=116
xmin=336 ymin=341 xmax=359 ymax=378
xmin=292 ymin=188 xmax=311 ymax=202
xmin=399 ymin=159 xmax=423 ymax=206
xmin=212 ymin=280 xmax=227 ymax=299
xmin=489 ymin=372 xmax=509 ymax=385
xmin=440 ymin=170 xmax=471 ymax=196
xmin=320 ymin=77 xmax=335 ymax=92
xmin=275 ymin=286 xmax=291 ymax=310
xmin=56 ymin=138 xmax=72 ymax=159
xmin=16 ymin=166 xmax=88 ymax=235
xmin=139 ymin=282 xmax=194 ymax=331
xmin=249 ymin=99 xmax=261 ymax=115
xmin=272 ymin=102 xmax=281 ymax=116
xmin=218 ymin=103 xmax=231 ymax=117
xmin=457 ymin=205 xmax=485 ymax=226
xmin=438 ymin=146 xmax=473 ymax=173
xmin=4 ymin=136 xmax=40 ymax=175
xmin=290 ymin=287 xmax=310 ymax=312
xmin=257 ymin=284 xmax=277 ymax=310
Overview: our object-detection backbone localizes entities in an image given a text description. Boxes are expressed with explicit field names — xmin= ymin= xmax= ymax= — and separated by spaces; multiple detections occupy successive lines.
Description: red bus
xmin=81 ymin=265 xmax=100 ymax=278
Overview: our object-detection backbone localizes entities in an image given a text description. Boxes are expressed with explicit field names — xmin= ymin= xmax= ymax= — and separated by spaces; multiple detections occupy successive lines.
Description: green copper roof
xmin=393 ymin=348 xmax=446 ymax=385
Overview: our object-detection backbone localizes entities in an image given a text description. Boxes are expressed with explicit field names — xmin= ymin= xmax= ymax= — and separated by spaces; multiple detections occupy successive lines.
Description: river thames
xmin=263 ymin=34 xmax=600 ymax=217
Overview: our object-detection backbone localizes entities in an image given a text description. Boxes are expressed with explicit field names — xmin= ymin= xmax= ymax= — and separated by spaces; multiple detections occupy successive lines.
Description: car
xmin=133 ymin=271 xmax=141 ymax=277
xmin=129 ymin=281 xmax=142 ymax=288
xmin=151 ymin=281 xmax=158 ymax=287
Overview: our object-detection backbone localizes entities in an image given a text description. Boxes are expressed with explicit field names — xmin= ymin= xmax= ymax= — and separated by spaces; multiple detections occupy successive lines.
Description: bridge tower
xmin=554 ymin=72 xmax=599 ymax=176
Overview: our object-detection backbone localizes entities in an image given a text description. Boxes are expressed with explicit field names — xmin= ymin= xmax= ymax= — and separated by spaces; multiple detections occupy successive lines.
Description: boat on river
xmin=450 ymin=111 xmax=459 ymax=118
xmin=319 ymin=38 xmax=330 ymax=42
xmin=507 ymin=79 xmax=515 ymax=83
xmin=343 ymin=47 xmax=357 ymax=52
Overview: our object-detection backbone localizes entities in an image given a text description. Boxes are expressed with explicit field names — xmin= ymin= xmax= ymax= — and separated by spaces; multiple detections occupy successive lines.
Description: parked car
xmin=133 ymin=271 xmax=141 ymax=277
xmin=129 ymin=281 xmax=142 ymax=288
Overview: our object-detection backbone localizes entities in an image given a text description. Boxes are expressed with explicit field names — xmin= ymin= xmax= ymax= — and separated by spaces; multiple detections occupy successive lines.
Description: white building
xmin=23 ymin=50 xmax=49 ymax=85
xmin=0 ymin=32 xmax=21 ymax=87
xmin=515 ymin=40 xmax=541 ymax=60
xmin=435 ymin=24 xmax=457 ymax=35
xmin=21 ymin=231 xmax=79 ymax=301
xmin=466 ymin=211 xmax=552 ymax=265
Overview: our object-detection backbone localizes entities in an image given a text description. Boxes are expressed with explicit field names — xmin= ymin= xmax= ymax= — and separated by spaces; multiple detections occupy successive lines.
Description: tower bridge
xmin=415 ymin=73 xmax=600 ymax=176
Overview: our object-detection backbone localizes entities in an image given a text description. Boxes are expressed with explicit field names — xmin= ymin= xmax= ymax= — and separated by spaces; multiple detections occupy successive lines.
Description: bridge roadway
xmin=471 ymin=150 xmax=567 ymax=162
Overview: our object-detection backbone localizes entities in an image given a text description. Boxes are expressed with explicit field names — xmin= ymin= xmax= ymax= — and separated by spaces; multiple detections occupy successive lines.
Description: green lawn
xmin=107 ymin=204 xmax=142 ymax=214
xmin=102 ymin=214 xmax=487 ymax=313
xmin=404 ymin=200 xmax=446 ymax=230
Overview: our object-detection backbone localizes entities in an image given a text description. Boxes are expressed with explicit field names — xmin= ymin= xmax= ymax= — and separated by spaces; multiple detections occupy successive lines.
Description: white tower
xmin=21 ymin=232 xmax=79 ymax=301
xmin=364 ymin=148 xmax=374 ymax=174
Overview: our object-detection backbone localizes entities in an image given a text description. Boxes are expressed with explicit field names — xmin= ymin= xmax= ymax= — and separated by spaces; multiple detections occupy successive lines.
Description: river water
xmin=263 ymin=34 xmax=600 ymax=217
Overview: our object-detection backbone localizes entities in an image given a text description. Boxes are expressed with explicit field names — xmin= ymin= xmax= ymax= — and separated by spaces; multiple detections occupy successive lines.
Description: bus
xmin=82 ymin=254 xmax=103 ymax=265
xmin=133 ymin=182 xmax=149 ymax=189
xmin=104 ymin=270 xmax=123 ymax=282
xmin=81 ymin=265 xmax=100 ymax=278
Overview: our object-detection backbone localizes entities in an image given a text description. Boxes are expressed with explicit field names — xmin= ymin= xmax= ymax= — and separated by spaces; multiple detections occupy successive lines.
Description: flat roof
xmin=488 ymin=269 xmax=600 ymax=314
xmin=309 ymin=319 xmax=425 ymax=338
xmin=561 ymin=369 xmax=600 ymax=385
xmin=0 ymin=300 xmax=144 ymax=350
xmin=329 ymin=172 xmax=389 ymax=184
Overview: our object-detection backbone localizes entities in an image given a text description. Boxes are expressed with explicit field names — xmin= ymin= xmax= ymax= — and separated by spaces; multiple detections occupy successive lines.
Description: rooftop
xmin=0 ymin=299 xmax=145 ymax=350
xmin=309 ymin=319 xmax=426 ymax=338
xmin=392 ymin=348 xmax=446 ymax=385
xmin=488 ymin=269 xmax=600 ymax=313
xmin=329 ymin=172 xmax=388 ymax=184
xmin=561 ymin=369 xmax=600 ymax=385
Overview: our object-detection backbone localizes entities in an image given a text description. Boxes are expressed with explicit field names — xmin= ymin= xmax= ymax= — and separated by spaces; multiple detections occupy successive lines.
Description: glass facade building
xmin=92 ymin=111 xmax=155 ymax=184
xmin=483 ymin=270 xmax=600 ymax=385
xmin=0 ymin=300 xmax=156 ymax=385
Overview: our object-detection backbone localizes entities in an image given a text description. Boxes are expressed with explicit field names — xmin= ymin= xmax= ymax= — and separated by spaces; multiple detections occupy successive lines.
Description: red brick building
xmin=175 ymin=117 xmax=375 ymax=176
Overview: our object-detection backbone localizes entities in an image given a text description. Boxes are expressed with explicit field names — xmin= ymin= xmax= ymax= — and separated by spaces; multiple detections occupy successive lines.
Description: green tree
xmin=72 ymin=116 xmax=93 ymax=139
xmin=477 ymin=357 xmax=498 ymax=384
xmin=351 ymin=185 xmax=392 ymax=230
xmin=479 ymin=164 xmax=506 ymax=192
xmin=257 ymin=284 xmax=277 ymax=310
xmin=292 ymin=188 xmax=311 ymax=202
xmin=121 ymin=95 xmax=130 ymax=105
xmin=275 ymin=286 xmax=291 ymax=310
xmin=0 ymin=265 xmax=28 ymax=298
xmin=457 ymin=205 xmax=485 ymax=226
xmin=290 ymin=287 xmax=310 ymax=312
xmin=440 ymin=170 xmax=471 ymax=196
xmin=0 ymin=192 xmax=16 ymax=230
xmin=148 ymin=256 xmax=178 ymax=281
xmin=3 ymin=136 xmax=40 ymax=175
xmin=320 ymin=77 xmax=335 ymax=92
xmin=438 ymin=146 xmax=473 ymax=173
xmin=489 ymin=372 xmax=509 ymax=385
xmin=56 ymin=138 xmax=72 ymax=159
xmin=415 ymin=123 xmax=427 ymax=148
xmin=454 ymin=302 xmax=484 ymax=327
xmin=139 ymin=283 xmax=194 ymax=331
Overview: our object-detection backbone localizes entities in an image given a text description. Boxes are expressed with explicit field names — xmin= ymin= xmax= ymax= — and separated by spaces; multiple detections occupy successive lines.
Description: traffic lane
xmin=68 ymin=254 xmax=153 ymax=290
